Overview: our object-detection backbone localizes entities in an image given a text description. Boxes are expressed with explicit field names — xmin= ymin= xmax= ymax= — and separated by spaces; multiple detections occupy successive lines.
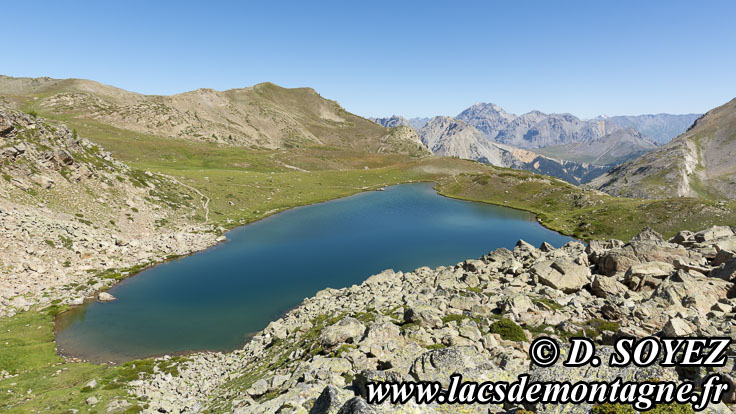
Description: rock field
xmin=128 ymin=226 xmax=736 ymax=413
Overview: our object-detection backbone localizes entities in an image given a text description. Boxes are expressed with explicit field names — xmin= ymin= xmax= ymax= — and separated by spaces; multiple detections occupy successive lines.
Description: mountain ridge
xmin=0 ymin=75 xmax=429 ymax=157
xmin=590 ymin=97 xmax=736 ymax=199
xmin=417 ymin=116 xmax=610 ymax=184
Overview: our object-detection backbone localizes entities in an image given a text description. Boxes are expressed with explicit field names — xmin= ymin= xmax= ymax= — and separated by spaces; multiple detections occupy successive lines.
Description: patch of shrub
xmin=490 ymin=318 xmax=526 ymax=342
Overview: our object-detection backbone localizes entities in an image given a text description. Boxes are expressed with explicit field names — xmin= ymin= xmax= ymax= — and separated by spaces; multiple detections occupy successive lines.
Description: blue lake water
xmin=55 ymin=183 xmax=573 ymax=362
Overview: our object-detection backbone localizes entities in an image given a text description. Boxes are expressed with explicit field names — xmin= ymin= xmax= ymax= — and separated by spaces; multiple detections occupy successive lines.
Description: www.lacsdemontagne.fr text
xmin=366 ymin=337 xmax=733 ymax=411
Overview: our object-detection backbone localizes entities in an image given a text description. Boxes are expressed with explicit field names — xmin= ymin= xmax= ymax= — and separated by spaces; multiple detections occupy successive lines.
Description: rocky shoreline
xmin=0 ymin=107 xmax=223 ymax=318
xmin=127 ymin=226 xmax=736 ymax=413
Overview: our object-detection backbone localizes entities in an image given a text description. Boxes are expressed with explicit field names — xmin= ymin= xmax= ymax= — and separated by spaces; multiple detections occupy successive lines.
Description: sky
xmin=3 ymin=1 xmax=735 ymax=119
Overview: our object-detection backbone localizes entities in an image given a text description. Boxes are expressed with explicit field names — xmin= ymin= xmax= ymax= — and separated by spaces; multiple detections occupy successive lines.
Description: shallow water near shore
xmin=55 ymin=183 xmax=574 ymax=363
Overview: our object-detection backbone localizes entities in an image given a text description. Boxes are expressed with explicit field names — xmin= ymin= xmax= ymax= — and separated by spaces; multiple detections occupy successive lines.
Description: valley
xmin=1 ymin=76 xmax=735 ymax=413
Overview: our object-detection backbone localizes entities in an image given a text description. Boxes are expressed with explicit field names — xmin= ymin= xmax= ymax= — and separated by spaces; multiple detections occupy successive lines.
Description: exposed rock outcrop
xmin=0 ymin=107 xmax=219 ymax=317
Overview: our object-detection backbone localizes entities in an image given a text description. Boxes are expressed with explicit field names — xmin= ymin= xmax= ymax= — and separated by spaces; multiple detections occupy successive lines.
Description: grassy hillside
xmin=0 ymin=76 xmax=428 ymax=156
xmin=591 ymin=98 xmax=736 ymax=199
xmin=436 ymin=169 xmax=736 ymax=241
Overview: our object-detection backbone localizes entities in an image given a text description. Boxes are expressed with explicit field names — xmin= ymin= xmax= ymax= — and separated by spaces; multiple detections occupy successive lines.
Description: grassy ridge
xmin=435 ymin=169 xmax=736 ymax=241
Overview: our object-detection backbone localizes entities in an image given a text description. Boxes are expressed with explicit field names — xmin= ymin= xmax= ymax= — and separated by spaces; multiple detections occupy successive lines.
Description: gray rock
xmin=500 ymin=294 xmax=534 ymax=315
xmin=695 ymin=226 xmax=734 ymax=242
xmin=661 ymin=317 xmax=694 ymax=336
xmin=532 ymin=258 xmax=590 ymax=293
xmin=630 ymin=226 xmax=664 ymax=242
xmin=353 ymin=370 xmax=404 ymax=398
xmin=650 ymin=270 xmax=731 ymax=314
xmin=671 ymin=230 xmax=695 ymax=245
xmin=539 ymin=241 xmax=555 ymax=252
xmin=709 ymin=258 xmax=736 ymax=281
xmin=403 ymin=305 xmax=442 ymax=328
xmin=309 ymin=386 xmax=343 ymax=414
xmin=247 ymin=378 xmax=269 ymax=397
xmin=337 ymin=397 xmax=374 ymax=414
xmin=712 ymin=248 xmax=736 ymax=266
xmin=409 ymin=346 xmax=509 ymax=387
xmin=318 ymin=317 xmax=366 ymax=350
xmin=97 ymin=292 xmax=116 ymax=302
xmin=0 ymin=115 xmax=13 ymax=137
xmin=591 ymin=275 xmax=627 ymax=298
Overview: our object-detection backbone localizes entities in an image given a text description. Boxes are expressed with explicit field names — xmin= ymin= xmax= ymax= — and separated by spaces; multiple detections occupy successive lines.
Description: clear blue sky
xmin=3 ymin=1 xmax=735 ymax=118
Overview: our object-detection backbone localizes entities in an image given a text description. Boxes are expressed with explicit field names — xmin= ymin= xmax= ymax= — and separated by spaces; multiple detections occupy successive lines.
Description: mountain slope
xmin=456 ymin=102 xmax=621 ymax=148
xmin=606 ymin=113 xmax=701 ymax=144
xmin=417 ymin=117 xmax=609 ymax=184
xmin=591 ymin=98 xmax=736 ymax=199
xmin=0 ymin=106 xmax=217 ymax=311
xmin=369 ymin=115 xmax=412 ymax=128
xmin=418 ymin=116 xmax=513 ymax=165
xmin=535 ymin=127 xmax=658 ymax=165
xmin=0 ymin=75 xmax=427 ymax=156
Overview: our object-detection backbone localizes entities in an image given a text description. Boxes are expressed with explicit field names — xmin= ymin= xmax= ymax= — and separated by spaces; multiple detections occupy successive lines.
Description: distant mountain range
xmin=371 ymin=103 xmax=697 ymax=184
xmin=370 ymin=115 xmax=430 ymax=131
xmin=535 ymin=127 xmax=657 ymax=166
xmin=603 ymin=113 xmax=701 ymax=145
xmin=591 ymin=98 xmax=736 ymax=199
xmin=416 ymin=116 xmax=610 ymax=184
xmin=457 ymin=103 xmax=622 ymax=149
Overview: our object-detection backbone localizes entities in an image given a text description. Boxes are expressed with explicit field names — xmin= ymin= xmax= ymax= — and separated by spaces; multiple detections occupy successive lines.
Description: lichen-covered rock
xmin=695 ymin=226 xmax=735 ymax=242
xmin=318 ymin=317 xmax=366 ymax=350
xmin=532 ymin=258 xmax=591 ymax=293
xmin=403 ymin=305 xmax=442 ymax=328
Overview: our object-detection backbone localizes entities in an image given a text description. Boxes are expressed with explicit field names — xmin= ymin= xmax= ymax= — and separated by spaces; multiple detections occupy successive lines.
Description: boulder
xmin=649 ymin=270 xmax=731 ymax=314
xmin=670 ymin=230 xmax=695 ymax=245
xmin=539 ymin=241 xmax=555 ymax=252
xmin=353 ymin=370 xmax=404 ymax=398
xmin=695 ymin=226 xmax=734 ymax=243
xmin=247 ymin=378 xmax=269 ymax=397
xmin=661 ymin=317 xmax=694 ymax=336
xmin=318 ymin=317 xmax=366 ymax=350
xmin=403 ymin=305 xmax=442 ymax=328
xmin=55 ymin=149 xmax=74 ymax=166
xmin=337 ymin=397 xmax=374 ymax=414
xmin=625 ymin=261 xmax=674 ymax=279
xmin=709 ymin=258 xmax=736 ymax=282
xmin=500 ymin=294 xmax=534 ymax=315
xmin=630 ymin=226 xmax=664 ymax=242
xmin=712 ymin=248 xmax=736 ymax=266
xmin=0 ymin=114 xmax=13 ymax=137
xmin=596 ymin=249 xmax=640 ymax=276
xmin=532 ymin=258 xmax=590 ymax=293
xmin=628 ymin=241 xmax=701 ymax=265
xmin=409 ymin=346 xmax=508 ymax=387
xmin=31 ymin=174 xmax=54 ymax=189
xmin=590 ymin=275 xmax=628 ymax=298
xmin=310 ymin=385 xmax=344 ymax=414
xmin=97 ymin=292 xmax=116 ymax=302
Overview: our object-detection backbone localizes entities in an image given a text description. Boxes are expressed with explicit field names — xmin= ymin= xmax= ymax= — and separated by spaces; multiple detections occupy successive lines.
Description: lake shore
xmin=53 ymin=183 xmax=572 ymax=363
